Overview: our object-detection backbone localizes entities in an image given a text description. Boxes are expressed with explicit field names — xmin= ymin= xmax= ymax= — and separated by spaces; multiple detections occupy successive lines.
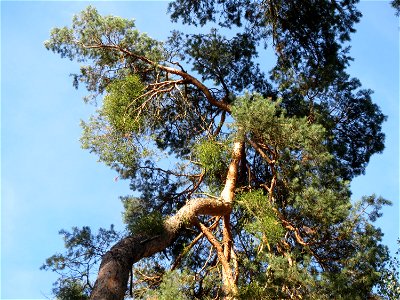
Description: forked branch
xmin=89 ymin=141 xmax=245 ymax=300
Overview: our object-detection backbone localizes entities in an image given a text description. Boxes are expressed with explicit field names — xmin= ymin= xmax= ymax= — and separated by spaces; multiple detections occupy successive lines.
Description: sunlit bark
xmin=90 ymin=141 xmax=244 ymax=300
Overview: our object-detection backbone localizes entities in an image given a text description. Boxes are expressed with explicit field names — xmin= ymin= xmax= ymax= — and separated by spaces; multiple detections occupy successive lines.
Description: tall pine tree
xmin=42 ymin=1 xmax=396 ymax=299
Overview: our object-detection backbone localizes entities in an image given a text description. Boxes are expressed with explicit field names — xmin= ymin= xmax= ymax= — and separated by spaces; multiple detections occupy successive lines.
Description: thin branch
xmin=247 ymin=138 xmax=275 ymax=165
xmin=194 ymin=219 xmax=235 ymax=286
xmin=170 ymin=233 xmax=204 ymax=271
xmin=81 ymin=43 xmax=231 ymax=112
xmin=137 ymin=165 xmax=202 ymax=179
xmin=170 ymin=217 xmax=222 ymax=271
xmin=213 ymin=110 xmax=226 ymax=137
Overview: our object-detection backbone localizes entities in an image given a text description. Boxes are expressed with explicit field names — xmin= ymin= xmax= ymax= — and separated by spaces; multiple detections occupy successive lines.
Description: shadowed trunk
xmin=90 ymin=141 xmax=244 ymax=300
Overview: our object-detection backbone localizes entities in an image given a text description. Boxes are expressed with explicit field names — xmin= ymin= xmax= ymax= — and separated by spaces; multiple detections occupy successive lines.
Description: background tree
xmin=43 ymin=1 xmax=396 ymax=299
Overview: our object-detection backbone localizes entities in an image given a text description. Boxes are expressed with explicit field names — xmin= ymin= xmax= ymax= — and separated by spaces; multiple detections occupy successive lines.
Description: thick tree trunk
xmin=89 ymin=198 xmax=231 ymax=299
xmin=90 ymin=141 xmax=244 ymax=300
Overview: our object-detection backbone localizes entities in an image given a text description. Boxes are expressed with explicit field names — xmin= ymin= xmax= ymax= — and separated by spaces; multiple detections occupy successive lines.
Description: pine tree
xmin=42 ymin=2 xmax=397 ymax=299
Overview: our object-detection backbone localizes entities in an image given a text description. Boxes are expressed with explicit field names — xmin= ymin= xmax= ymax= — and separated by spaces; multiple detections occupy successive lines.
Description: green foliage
xmin=128 ymin=211 xmax=165 ymax=236
xmin=80 ymin=115 xmax=139 ymax=177
xmin=232 ymin=94 xmax=328 ymax=162
xmin=289 ymin=183 xmax=352 ymax=227
xmin=102 ymin=75 xmax=145 ymax=133
xmin=311 ymin=195 xmax=392 ymax=298
xmin=378 ymin=239 xmax=400 ymax=299
xmin=44 ymin=6 xmax=164 ymax=102
xmin=238 ymin=254 xmax=321 ymax=299
xmin=144 ymin=270 xmax=193 ymax=300
xmin=237 ymin=190 xmax=284 ymax=245
xmin=194 ymin=138 xmax=230 ymax=188
xmin=44 ymin=2 xmax=393 ymax=299
xmin=169 ymin=0 xmax=361 ymax=94
xmin=122 ymin=196 xmax=165 ymax=236
xmin=41 ymin=226 xmax=120 ymax=298
xmin=53 ymin=279 xmax=89 ymax=300
xmin=174 ymin=29 xmax=268 ymax=93
xmin=44 ymin=5 xmax=164 ymax=63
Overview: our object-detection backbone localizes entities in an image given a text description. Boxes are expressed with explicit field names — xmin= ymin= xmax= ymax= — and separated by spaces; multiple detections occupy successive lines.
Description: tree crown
xmin=42 ymin=2 xmax=396 ymax=299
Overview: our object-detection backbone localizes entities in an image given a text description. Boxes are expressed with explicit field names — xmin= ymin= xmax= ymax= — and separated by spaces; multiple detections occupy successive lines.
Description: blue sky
xmin=1 ymin=1 xmax=398 ymax=299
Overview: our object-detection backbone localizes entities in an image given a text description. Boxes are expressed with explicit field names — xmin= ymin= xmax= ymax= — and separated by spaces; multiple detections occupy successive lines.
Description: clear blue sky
xmin=1 ymin=1 xmax=398 ymax=299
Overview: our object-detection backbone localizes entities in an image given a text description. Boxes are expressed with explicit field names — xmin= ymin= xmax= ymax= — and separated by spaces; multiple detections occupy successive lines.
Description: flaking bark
xmin=90 ymin=141 xmax=244 ymax=300
xmin=89 ymin=198 xmax=231 ymax=299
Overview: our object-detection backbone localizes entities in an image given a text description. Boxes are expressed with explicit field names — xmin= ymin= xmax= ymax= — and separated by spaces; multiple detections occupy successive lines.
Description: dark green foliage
xmin=169 ymin=0 xmax=386 ymax=181
xmin=41 ymin=226 xmax=120 ymax=299
xmin=43 ymin=1 xmax=394 ymax=299
xmin=378 ymin=239 xmax=400 ymax=299
xmin=392 ymin=0 xmax=400 ymax=15
xmin=312 ymin=75 xmax=387 ymax=179
xmin=172 ymin=29 xmax=269 ymax=94
xmin=169 ymin=0 xmax=360 ymax=85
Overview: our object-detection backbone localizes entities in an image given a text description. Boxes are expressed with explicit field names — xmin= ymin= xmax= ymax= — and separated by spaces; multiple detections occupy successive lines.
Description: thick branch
xmin=247 ymin=137 xmax=275 ymax=165
xmin=90 ymin=140 xmax=245 ymax=300
xmin=223 ymin=215 xmax=233 ymax=262
xmin=89 ymin=198 xmax=231 ymax=300
xmin=220 ymin=140 xmax=244 ymax=203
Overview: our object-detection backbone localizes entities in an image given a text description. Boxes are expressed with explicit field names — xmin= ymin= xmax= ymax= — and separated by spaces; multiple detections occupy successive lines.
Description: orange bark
xmin=90 ymin=141 xmax=244 ymax=299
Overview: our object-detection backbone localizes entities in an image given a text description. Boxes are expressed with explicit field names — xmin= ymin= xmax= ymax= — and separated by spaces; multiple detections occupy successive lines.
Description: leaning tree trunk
xmin=89 ymin=141 xmax=244 ymax=300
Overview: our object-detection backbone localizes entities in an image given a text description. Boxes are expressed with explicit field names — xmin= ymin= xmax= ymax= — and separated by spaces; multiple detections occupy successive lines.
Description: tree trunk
xmin=220 ymin=141 xmax=243 ymax=299
xmin=90 ymin=141 xmax=244 ymax=300
xmin=89 ymin=198 xmax=232 ymax=299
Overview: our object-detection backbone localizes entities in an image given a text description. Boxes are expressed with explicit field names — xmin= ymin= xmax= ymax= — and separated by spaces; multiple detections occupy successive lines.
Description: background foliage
xmin=39 ymin=1 xmax=399 ymax=299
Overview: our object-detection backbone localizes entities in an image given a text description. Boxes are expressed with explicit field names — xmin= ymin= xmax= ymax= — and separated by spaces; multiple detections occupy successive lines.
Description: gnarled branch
xmin=90 ymin=141 xmax=244 ymax=299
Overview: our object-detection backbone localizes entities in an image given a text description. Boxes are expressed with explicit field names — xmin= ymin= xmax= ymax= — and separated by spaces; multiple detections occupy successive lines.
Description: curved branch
xmin=82 ymin=43 xmax=231 ymax=113
xmin=89 ymin=140 xmax=244 ymax=299
xmin=89 ymin=197 xmax=231 ymax=300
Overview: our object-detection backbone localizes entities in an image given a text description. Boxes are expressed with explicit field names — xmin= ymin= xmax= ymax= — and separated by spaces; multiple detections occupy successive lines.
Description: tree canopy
xmin=42 ymin=1 xmax=398 ymax=299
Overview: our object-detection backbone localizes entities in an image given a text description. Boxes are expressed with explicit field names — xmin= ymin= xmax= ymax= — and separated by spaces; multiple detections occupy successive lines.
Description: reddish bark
xmin=90 ymin=141 xmax=244 ymax=299
xmin=89 ymin=198 xmax=232 ymax=299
